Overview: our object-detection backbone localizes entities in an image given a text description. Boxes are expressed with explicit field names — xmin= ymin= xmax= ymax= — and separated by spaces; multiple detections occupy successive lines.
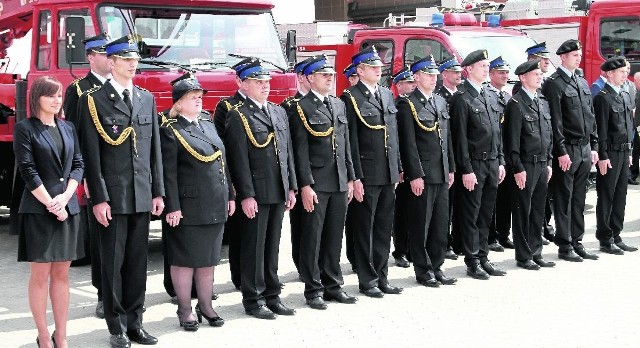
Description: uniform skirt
xmin=17 ymin=213 xmax=84 ymax=262
xmin=166 ymin=222 xmax=224 ymax=268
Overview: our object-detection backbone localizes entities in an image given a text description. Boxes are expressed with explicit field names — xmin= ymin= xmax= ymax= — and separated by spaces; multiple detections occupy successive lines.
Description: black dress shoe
xmin=575 ymin=248 xmax=599 ymax=260
xmin=434 ymin=269 xmax=457 ymax=285
xmin=499 ymin=238 xmax=515 ymax=249
xmin=110 ymin=333 xmax=131 ymax=348
xmin=95 ymin=300 xmax=105 ymax=319
xmin=306 ymin=296 xmax=328 ymax=310
xmin=516 ymin=260 xmax=540 ymax=270
xmin=323 ymin=291 xmax=357 ymax=304
xmin=444 ymin=248 xmax=458 ymax=260
xmin=245 ymin=305 xmax=277 ymax=319
xmin=379 ymin=283 xmax=403 ymax=294
xmin=417 ymin=278 xmax=441 ymax=288
xmin=615 ymin=241 xmax=638 ymax=252
xmin=558 ymin=250 xmax=583 ymax=262
xmin=488 ymin=242 xmax=504 ymax=252
xmin=395 ymin=255 xmax=410 ymax=268
xmin=600 ymin=243 xmax=624 ymax=255
xmin=481 ymin=261 xmax=507 ymax=276
xmin=628 ymin=178 xmax=639 ymax=185
xmin=533 ymin=258 xmax=556 ymax=268
xmin=359 ymin=286 xmax=384 ymax=298
xmin=466 ymin=264 xmax=490 ymax=280
xmin=267 ymin=302 xmax=295 ymax=316
xmin=126 ymin=328 xmax=157 ymax=345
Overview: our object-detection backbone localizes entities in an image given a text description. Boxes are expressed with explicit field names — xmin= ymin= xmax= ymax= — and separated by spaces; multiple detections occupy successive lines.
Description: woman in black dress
xmin=160 ymin=74 xmax=235 ymax=331
xmin=14 ymin=76 xmax=84 ymax=348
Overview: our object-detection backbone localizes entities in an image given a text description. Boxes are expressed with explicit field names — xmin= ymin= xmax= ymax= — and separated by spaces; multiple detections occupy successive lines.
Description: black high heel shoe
xmin=177 ymin=309 xmax=199 ymax=331
xmin=51 ymin=331 xmax=57 ymax=348
xmin=195 ymin=304 xmax=224 ymax=327
xmin=36 ymin=337 xmax=40 ymax=347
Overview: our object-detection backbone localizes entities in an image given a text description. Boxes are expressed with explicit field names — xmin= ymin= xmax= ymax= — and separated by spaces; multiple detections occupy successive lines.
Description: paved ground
xmin=1 ymin=186 xmax=640 ymax=348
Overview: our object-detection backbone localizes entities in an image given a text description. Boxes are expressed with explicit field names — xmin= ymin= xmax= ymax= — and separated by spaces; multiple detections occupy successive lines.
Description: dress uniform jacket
xmin=503 ymin=89 xmax=553 ymax=262
xmin=160 ymin=115 xmax=233 ymax=225
xmin=436 ymin=85 xmax=456 ymax=105
xmin=64 ymin=72 xmax=104 ymax=130
xmin=78 ymin=82 xmax=165 ymax=213
xmin=213 ymin=91 xmax=245 ymax=138
xmin=14 ymin=118 xmax=84 ymax=215
xmin=341 ymin=81 xmax=402 ymax=185
xmin=225 ymin=98 xmax=297 ymax=204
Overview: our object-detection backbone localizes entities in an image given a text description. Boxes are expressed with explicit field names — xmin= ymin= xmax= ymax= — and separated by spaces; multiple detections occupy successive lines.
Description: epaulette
xmin=268 ymin=101 xmax=279 ymax=106
xmin=84 ymin=85 xmax=102 ymax=95
xmin=201 ymin=110 xmax=211 ymax=115
xmin=512 ymin=98 xmax=518 ymax=103
xmin=231 ymin=101 xmax=243 ymax=110
xmin=135 ymin=85 xmax=150 ymax=93
xmin=72 ymin=77 xmax=86 ymax=96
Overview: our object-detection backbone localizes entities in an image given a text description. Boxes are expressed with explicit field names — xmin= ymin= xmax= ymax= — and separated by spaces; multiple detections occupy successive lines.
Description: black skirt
xmin=166 ymin=222 xmax=224 ymax=268
xmin=17 ymin=213 xmax=84 ymax=262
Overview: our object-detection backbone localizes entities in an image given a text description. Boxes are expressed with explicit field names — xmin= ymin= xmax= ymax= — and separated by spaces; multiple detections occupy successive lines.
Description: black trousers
xmin=99 ymin=212 xmax=150 ymax=335
xmin=299 ymin=191 xmax=347 ymax=299
xmin=392 ymin=181 xmax=410 ymax=259
xmin=239 ymin=202 xmax=284 ymax=310
xmin=460 ymin=159 xmax=499 ymax=266
xmin=344 ymin=204 xmax=356 ymax=269
xmin=596 ymin=150 xmax=630 ymax=244
xmin=289 ymin=193 xmax=303 ymax=272
xmin=510 ymin=163 xmax=548 ymax=262
xmin=87 ymin=199 xmax=102 ymax=301
xmin=449 ymin=179 xmax=463 ymax=254
xmin=552 ymin=144 xmax=591 ymax=251
xmin=489 ymin=173 xmax=513 ymax=243
xmin=226 ymin=212 xmax=242 ymax=289
xmin=351 ymin=184 xmax=395 ymax=289
xmin=408 ymin=182 xmax=449 ymax=281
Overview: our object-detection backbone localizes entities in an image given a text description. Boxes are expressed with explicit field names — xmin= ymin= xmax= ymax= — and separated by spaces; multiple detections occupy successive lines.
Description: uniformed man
xmin=512 ymin=42 xmax=552 ymax=95
xmin=450 ymin=49 xmax=507 ymax=280
xmin=342 ymin=61 xmax=359 ymax=272
xmin=224 ymin=59 xmax=297 ymax=320
xmin=344 ymin=63 xmax=359 ymax=87
xmin=542 ymin=39 xmax=599 ymax=262
xmin=62 ymin=32 xmax=111 ymax=319
xmin=78 ymin=35 xmax=164 ymax=348
xmin=341 ymin=46 xmax=403 ymax=298
xmin=486 ymin=56 xmax=515 ymax=252
xmin=503 ymin=59 xmax=557 ymax=270
xmin=288 ymin=55 xmax=357 ymax=310
xmin=396 ymin=56 xmax=457 ymax=287
xmin=436 ymin=57 xmax=463 ymax=260
xmin=390 ymin=66 xmax=415 ymax=269
xmin=594 ymin=56 xmax=638 ymax=254
xmin=213 ymin=57 xmax=251 ymax=290
xmin=281 ymin=56 xmax=315 ymax=275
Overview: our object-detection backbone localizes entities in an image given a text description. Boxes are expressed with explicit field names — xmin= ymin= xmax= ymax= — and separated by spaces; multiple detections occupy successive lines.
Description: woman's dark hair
xmin=29 ymin=76 xmax=63 ymax=119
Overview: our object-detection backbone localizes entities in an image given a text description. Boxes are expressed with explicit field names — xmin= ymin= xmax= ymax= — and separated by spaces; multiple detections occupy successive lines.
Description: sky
xmin=271 ymin=0 xmax=316 ymax=24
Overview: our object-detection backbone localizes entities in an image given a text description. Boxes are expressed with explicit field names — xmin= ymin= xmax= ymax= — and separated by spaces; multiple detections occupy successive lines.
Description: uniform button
xmin=220 ymin=179 xmax=225 ymax=184
xmin=59 ymin=178 xmax=64 ymax=182
xmin=219 ymin=169 xmax=223 ymax=173
xmin=134 ymin=170 xmax=138 ymax=175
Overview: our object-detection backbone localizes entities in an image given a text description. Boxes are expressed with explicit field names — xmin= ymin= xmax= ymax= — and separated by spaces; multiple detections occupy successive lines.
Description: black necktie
xmin=323 ymin=97 xmax=333 ymax=115
xmin=193 ymin=120 xmax=203 ymax=132
xmin=499 ymin=91 xmax=506 ymax=104
xmin=262 ymin=105 xmax=270 ymax=117
xmin=374 ymin=89 xmax=382 ymax=104
xmin=122 ymin=89 xmax=133 ymax=112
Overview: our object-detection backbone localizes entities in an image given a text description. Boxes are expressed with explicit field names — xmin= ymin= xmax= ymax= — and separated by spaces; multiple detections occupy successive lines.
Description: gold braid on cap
xmin=87 ymin=88 xmax=137 ymax=156
xmin=160 ymin=112 xmax=223 ymax=163
xmin=343 ymin=89 xmax=388 ymax=154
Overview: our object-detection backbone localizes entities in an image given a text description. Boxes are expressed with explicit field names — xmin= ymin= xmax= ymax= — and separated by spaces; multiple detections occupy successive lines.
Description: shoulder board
xmin=201 ymin=110 xmax=211 ymax=115
xmin=85 ymin=85 xmax=102 ymax=95
xmin=283 ymin=96 xmax=294 ymax=102
xmin=135 ymin=85 xmax=150 ymax=93
xmin=231 ymin=101 xmax=243 ymax=110
xmin=268 ymin=101 xmax=279 ymax=106
xmin=512 ymin=98 xmax=518 ymax=103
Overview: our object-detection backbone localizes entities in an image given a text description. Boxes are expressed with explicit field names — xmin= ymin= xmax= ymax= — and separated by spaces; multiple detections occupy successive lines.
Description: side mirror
xmin=572 ymin=0 xmax=592 ymax=11
xmin=65 ymin=17 xmax=86 ymax=64
xmin=285 ymin=30 xmax=297 ymax=65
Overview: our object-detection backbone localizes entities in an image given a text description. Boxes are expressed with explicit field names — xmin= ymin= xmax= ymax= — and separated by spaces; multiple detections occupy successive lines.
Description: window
xmin=58 ymin=9 xmax=95 ymax=68
xmin=404 ymin=39 xmax=451 ymax=67
xmin=36 ymin=11 xmax=52 ymax=70
xmin=600 ymin=17 xmax=640 ymax=62
xmin=361 ymin=40 xmax=394 ymax=88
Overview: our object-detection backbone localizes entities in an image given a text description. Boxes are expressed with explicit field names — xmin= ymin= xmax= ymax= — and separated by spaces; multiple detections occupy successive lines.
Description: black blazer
xmin=78 ymin=81 xmax=165 ymax=214
xmin=225 ymin=98 xmax=297 ymax=204
xmin=396 ymin=89 xmax=455 ymax=184
xmin=160 ymin=114 xmax=233 ymax=225
xmin=14 ymin=117 xmax=84 ymax=214
xmin=288 ymin=92 xmax=355 ymax=193
xmin=341 ymin=81 xmax=402 ymax=185
xmin=594 ymin=84 xmax=634 ymax=160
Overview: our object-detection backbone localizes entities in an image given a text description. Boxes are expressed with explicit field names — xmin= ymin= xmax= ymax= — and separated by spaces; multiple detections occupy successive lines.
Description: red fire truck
xmin=501 ymin=0 xmax=640 ymax=84
xmin=0 ymin=0 xmax=296 ymax=223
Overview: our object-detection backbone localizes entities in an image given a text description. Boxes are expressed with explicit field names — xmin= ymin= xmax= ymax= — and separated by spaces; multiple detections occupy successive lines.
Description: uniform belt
xmin=566 ymin=137 xmax=588 ymax=145
xmin=470 ymin=152 xmax=498 ymax=160
xmin=521 ymin=154 xmax=548 ymax=163
xmin=609 ymin=142 xmax=632 ymax=151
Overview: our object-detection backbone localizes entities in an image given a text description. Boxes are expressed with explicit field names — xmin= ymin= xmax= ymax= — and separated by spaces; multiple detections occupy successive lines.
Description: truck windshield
xmin=97 ymin=5 xmax=286 ymax=70
xmin=454 ymin=35 xmax=546 ymax=81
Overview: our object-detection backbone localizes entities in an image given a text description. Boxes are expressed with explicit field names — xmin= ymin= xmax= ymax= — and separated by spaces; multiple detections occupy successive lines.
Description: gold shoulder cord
xmin=236 ymin=109 xmax=277 ymax=153
xmin=74 ymin=78 xmax=83 ymax=97
xmin=87 ymin=89 xmax=138 ymax=156
xmin=223 ymin=100 xmax=233 ymax=112
xmin=406 ymin=97 xmax=443 ymax=148
xmin=296 ymin=103 xmax=335 ymax=153
xmin=343 ymin=89 xmax=388 ymax=155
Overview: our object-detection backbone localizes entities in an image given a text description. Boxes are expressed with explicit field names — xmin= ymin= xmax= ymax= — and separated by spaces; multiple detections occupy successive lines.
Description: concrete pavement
xmin=1 ymin=186 xmax=639 ymax=348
